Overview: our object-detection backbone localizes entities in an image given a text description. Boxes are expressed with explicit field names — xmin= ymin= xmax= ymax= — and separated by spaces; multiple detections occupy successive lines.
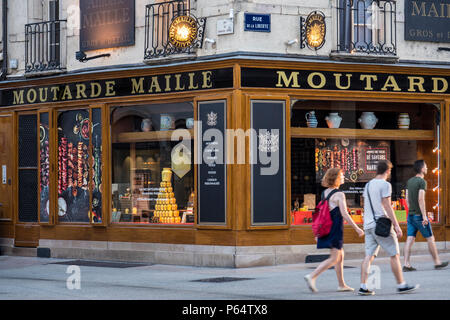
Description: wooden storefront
xmin=0 ymin=58 xmax=448 ymax=265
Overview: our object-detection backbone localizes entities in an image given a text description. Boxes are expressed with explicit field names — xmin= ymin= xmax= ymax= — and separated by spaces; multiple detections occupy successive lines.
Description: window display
xmin=111 ymin=102 xmax=194 ymax=225
xmin=290 ymin=100 xmax=440 ymax=226
xmin=57 ymin=109 xmax=102 ymax=223
xmin=39 ymin=112 xmax=50 ymax=223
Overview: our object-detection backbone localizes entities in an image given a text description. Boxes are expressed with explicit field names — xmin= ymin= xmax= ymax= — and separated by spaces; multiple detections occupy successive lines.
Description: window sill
xmin=330 ymin=51 xmax=399 ymax=64
xmin=24 ymin=68 xmax=66 ymax=78
xmin=143 ymin=52 xmax=197 ymax=65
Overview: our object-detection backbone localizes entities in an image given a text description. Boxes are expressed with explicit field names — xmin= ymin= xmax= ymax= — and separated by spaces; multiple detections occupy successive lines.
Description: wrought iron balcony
xmin=25 ymin=20 xmax=66 ymax=74
xmin=144 ymin=0 xmax=206 ymax=60
xmin=334 ymin=0 xmax=397 ymax=56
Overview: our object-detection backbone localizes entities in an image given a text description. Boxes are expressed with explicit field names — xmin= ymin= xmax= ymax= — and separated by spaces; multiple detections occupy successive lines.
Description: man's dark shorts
xmin=407 ymin=215 xmax=433 ymax=238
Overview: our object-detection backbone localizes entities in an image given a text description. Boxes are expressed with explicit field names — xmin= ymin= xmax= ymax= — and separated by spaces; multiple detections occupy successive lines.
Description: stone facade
xmin=1 ymin=0 xmax=448 ymax=78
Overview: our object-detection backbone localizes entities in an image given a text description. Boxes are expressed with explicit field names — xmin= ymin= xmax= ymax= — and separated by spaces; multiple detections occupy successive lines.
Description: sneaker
xmin=403 ymin=265 xmax=417 ymax=272
xmin=397 ymin=284 xmax=420 ymax=294
xmin=358 ymin=288 xmax=375 ymax=296
xmin=304 ymin=274 xmax=318 ymax=293
xmin=434 ymin=261 xmax=449 ymax=270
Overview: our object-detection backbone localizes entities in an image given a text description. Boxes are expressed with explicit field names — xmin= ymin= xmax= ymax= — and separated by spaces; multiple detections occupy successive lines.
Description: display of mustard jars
xmin=169 ymin=192 xmax=174 ymax=198
xmin=175 ymin=216 xmax=181 ymax=223
xmin=174 ymin=210 xmax=179 ymax=216
xmin=171 ymin=204 xmax=177 ymax=210
xmin=170 ymin=217 xmax=175 ymax=224
xmin=162 ymin=168 xmax=172 ymax=182
xmin=170 ymin=198 xmax=176 ymax=204
xmin=167 ymin=187 xmax=173 ymax=193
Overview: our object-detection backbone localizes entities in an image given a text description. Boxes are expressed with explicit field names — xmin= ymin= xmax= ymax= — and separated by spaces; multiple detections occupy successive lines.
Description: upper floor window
xmin=335 ymin=0 xmax=396 ymax=56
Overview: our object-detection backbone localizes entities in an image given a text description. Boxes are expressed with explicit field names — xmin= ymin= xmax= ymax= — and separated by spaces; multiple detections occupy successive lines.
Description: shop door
xmin=0 ymin=114 xmax=13 ymax=221
xmin=15 ymin=113 xmax=40 ymax=247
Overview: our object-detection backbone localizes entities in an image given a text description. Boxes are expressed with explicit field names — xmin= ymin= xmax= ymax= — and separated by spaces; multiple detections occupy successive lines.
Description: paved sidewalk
xmin=0 ymin=253 xmax=449 ymax=300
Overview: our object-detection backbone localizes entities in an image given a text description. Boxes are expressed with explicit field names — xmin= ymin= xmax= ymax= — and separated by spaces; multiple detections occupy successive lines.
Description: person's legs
xmin=335 ymin=249 xmax=350 ymax=288
xmin=310 ymin=248 xmax=340 ymax=280
xmin=390 ymin=254 xmax=405 ymax=285
xmin=426 ymin=236 xmax=441 ymax=265
xmin=360 ymin=255 xmax=375 ymax=284
xmin=404 ymin=236 xmax=416 ymax=267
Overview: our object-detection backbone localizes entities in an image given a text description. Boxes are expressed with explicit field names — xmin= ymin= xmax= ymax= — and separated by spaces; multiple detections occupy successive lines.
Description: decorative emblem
xmin=207 ymin=111 xmax=217 ymax=126
xmin=301 ymin=11 xmax=326 ymax=50
xmin=258 ymin=131 xmax=279 ymax=153
xmin=168 ymin=15 xmax=199 ymax=48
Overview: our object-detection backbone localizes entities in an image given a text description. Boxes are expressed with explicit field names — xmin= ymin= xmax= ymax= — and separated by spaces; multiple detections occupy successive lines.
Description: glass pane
xmin=290 ymin=101 xmax=440 ymax=226
xmin=111 ymin=102 xmax=194 ymax=225
xmin=91 ymin=108 xmax=102 ymax=223
xmin=40 ymin=113 xmax=50 ymax=223
xmin=57 ymin=109 xmax=90 ymax=222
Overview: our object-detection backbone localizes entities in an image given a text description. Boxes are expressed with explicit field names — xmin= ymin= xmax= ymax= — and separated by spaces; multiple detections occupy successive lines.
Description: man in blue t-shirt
xmin=403 ymin=160 xmax=448 ymax=271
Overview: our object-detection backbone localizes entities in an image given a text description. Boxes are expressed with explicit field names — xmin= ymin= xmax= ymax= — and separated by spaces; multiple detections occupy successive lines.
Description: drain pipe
xmin=1 ymin=0 xmax=7 ymax=80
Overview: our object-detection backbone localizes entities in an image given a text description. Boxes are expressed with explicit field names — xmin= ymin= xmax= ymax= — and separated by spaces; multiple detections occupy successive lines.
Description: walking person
xmin=304 ymin=168 xmax=365 ymax=293
xmin=403 ymin=160 xmax=448 ymax=271
xmin=358 ymin=160 xmax=419 ymax=295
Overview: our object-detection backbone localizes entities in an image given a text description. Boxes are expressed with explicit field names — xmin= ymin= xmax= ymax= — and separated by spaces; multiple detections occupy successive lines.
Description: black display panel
xmin=251 ymin=101 xmax=286 ymax=225
xmin=198 ymin=100 xmax=227 ymax=224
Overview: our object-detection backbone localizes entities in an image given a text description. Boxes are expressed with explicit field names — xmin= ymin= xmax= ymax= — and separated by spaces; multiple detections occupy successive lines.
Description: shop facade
xmin=0 ymin=56 xmax=449 ymax=267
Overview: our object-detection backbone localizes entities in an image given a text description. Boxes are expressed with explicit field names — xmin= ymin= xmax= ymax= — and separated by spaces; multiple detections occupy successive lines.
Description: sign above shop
xmin=244 ymin=13 xmax=271 ymax=32
xmin=80 ymin=0 xmax=135 ymax=51
xmin=3 ymin=68 xmax=234 ymax=107
xmin=300 ymin=11 xmax=326 ymax=50
xmin=404 ymin=0 xmax=450 ymax=43
xmin=168 ymin=15 xmax=199 ymax=48
xmin=241 ymin=68 xmax=450 ymax=94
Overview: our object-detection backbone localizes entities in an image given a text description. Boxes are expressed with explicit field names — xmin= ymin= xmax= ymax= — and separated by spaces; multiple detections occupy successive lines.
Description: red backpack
xmin=312 ymin=189 xmax=340 ymax=238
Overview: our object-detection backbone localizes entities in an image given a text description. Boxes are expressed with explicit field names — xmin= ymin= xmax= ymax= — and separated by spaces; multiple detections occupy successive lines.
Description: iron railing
xmin=144 ymin=0 xmax=206 ymax=60
xmin=335 ymin=0 xmax=396 ymax=55
xmin=25 ymin=20 xmax=66 ymax=73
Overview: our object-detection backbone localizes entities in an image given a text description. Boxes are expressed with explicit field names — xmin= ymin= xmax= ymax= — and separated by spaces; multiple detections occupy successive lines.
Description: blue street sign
xmin=244 ymin=13 xmax=271 ymax=32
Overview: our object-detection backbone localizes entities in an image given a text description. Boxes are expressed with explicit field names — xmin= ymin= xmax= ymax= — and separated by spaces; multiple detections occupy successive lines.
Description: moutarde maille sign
xmin=80 ymin=0 xmax=135 ymax=51
xmin=405 ymin=0 xmax=450 ymax=43
xmin=241 ymin=68 xmax=450 ymax=94
xmin=1 ymin=68 xmax=234 ymax=107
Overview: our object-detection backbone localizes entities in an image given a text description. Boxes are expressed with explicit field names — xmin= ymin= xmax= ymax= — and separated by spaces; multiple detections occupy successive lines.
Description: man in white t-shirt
xmin=358 ymin=160 xmax=419 ymax=295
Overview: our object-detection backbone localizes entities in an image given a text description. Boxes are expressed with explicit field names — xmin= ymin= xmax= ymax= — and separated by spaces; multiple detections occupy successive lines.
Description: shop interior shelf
xmin=113 ymin=129 xmax=194 ymax=143
xmin=290 ymin=128 xmax=435 ymax=140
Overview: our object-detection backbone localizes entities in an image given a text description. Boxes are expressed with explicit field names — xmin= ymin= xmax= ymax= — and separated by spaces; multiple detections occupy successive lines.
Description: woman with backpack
xmin=304 ymin=168 xmax=365 ymax=293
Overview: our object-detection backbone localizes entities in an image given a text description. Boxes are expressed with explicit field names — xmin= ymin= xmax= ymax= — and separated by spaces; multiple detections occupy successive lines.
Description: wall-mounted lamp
xmin=204 ymin=38 xmax=216 ymax=45
xmin=286 ymin=39 xmax=298 ymax=46
xmin=76 ymin=51 xmax=111 ymax=63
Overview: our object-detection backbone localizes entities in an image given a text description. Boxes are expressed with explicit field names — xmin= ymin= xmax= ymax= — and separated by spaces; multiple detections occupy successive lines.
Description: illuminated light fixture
xmin=204 ymin=38 xmax=216 ymax=45
xmin=300 ymin=11 xmax=326 ymax=50
xmin=168 ymin=15 xmax=199 ymax=49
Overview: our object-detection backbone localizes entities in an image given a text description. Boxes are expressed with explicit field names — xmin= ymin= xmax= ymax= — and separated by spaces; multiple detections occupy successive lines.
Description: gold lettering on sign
xmin=412 ymin=1 xmax=426 ymax=16
xmin=175 ymin=74 xmax=185 ymax=91
xmin=149 ymin=76 xmax=162 ymax=93
xmin=27 ymin=89 xmax=37 ymax=103
xmin=131 ymin=78 xmax=144 ymax=94
xmin=408 ymin=76 xmax=426 ymax=92
xmin=105 ymin=81 xmax=116 ymax=96
xmin=91 ymin=82 xmax=102 ymax=98
xmin=432 ymin=77 xmax=448 ymax=93
xmin=61 ymin=85 xmax=72 ymax=100
xmin=51 ymin=86 xmax=60 ymax=101
xmin=188 ymin=72 xmax=198 ymax=90
xmin=13 ymin=90 xmax=24 ymax=104
xmin=334 ymin=73 xmax=352 ymax=90
xmin=39 ymin=88 xmax=48 ymax=102
xmin=276 ymin=71 xmax=300 ymax=88
xmin=428 ymin=3 xmax=439 ymax=17
xmin=76 ymin=84 xmax=88 ymax=99
xmin=202 ymin=71 xmax=213 ymax=89
xmin=360 ymin=75 xmax=377 ymax=90
xmin=307 ymin=72 xmax=326 ymax=89
xmin=381 ymin=76 xmax=401 ymax=91
xmin=165 ymin=75 xmax=171 ymax=92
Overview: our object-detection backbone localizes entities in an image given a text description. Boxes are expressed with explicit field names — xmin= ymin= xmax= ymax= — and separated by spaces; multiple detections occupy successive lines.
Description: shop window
xmin=290 ymin=101 xmax=440 ymax=226
xmin=57 ymin=108 xmax=102 ymax=223
xmin=335 ymin=0 xmax=396 ymax=55
xmin=110 ymin=102 xmax=194 ymax=225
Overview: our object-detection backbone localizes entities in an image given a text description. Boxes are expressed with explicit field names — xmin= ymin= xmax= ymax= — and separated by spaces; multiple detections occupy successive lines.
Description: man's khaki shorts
xmin=364 ymin=227 xmax=400 ymax=257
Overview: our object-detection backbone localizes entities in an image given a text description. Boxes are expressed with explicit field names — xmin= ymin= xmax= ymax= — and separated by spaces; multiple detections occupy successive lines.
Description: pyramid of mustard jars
xmin=154 ymin=168 xmax=181 ymax=224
